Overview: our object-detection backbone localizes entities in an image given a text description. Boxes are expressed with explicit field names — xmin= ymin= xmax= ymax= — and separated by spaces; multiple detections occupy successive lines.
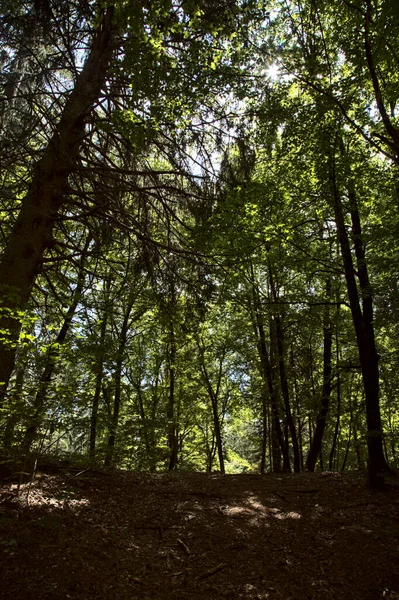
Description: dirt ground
xmin=1 ymin=469 xmax=399 ymax=600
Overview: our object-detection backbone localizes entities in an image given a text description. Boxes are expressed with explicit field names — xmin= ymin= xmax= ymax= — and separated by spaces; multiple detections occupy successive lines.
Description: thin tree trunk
xmin=89 ymin=289 xmax=109 ymax=458
xmin=251 ymin=290 xmax=290 ymax=472
xmin=200 ymin=350 xmax=225 ymax=475
xmin=329 ymin=332 xmax=341 ymax=471
xmin=136 ymin=384 xmax=152 ymax=465
xmin=260 ymin=386 xmax=268 ymax=474
xmin=104 ymin=295 xmax=135 ymax=467
xmin=268 ymin=403 xmax=275 ymax=473
xmin=269 ymin=268 xmax=300 ymax=472
xmin=290 ymin=345 xmax=304 ymax=471
xmin=0 ymin=8 xmax=117 ymax=405
xmin=167 ymin=316 xmax=179 ymax=471
xmin=307 ymin=280 xmax=333 ymax=472
xmin=343 ymin=375 xmax=357 ymax=473
xmin=269 ymin=314 xmax=291 ymax=472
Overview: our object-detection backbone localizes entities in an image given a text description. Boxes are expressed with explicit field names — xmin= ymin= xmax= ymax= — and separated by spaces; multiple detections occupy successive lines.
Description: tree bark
xmin=330 ymin=154 xmax=389 ymax=485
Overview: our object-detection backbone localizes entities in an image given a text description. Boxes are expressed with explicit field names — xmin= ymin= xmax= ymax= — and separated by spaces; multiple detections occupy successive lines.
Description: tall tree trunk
xmin=270 ymin=408 xmax=281 ymax=473
xmin=269 ymin=267 xmax=300 ymax=472
xmin=22 ymin=239 xmax=90 ymax=453
xmin=381 ymin=367 xmax=397 ymax=466
xmin=329 ymin=330 xmax=342 ymax=470
xmin=0 ymin=8 xmax=117 ymax=405
xmin=135 ymin=384 xmax=152 ymax=468
xmin=306 ymin=280 xmax=333 ymax=472
xmin=89 ymin=285 xmax=110 ymax=458
xmin=257 ymin=336 xmax=289 ymax=471
xmin=167 ymin=317 xmax=179 ymax=471
xmin=260 ymin=386 xmax=268 ymax=474
xmin=200 ymin=349 xmax=226 ymax=475
xmin=291 ymin=346 xmax=304 ymax=471
xmin=249 ymin=272 xmax=290 ymax=472
xmin=104 ymin=295 xmax=135 ymax=467
xmin=330 ymin=152 xmax=389 ymax=486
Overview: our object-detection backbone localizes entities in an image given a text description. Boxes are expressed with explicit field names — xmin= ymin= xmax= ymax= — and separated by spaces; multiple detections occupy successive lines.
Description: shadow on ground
xmin=1 ymin=470 xmax=399 ymax=599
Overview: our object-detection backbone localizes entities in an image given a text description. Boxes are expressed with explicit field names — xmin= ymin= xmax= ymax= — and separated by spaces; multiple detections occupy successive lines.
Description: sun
xmin=267 ymin=63 xmax=280 ymax=80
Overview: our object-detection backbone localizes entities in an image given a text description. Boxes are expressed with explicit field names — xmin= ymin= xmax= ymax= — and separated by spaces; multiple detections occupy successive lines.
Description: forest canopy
xmin=0 ymin=0 xmax=398 ymax=488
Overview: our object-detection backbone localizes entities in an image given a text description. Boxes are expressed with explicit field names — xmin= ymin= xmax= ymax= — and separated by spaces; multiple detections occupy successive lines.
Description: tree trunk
xmin=330 ymin=154 xmax=389 ymax=486
xmin=271 ymin=408 xmax=281 ymax=473
xmin=252 ymin=303 xmax=290 ymax=472
xmin=89 ymin=288 xmax=109 ymax=458
xmin=306 ymin=279 xmax=333 ymax=472
xmin=329 ymin=332 xmax=343 ymax=471
xmin=269 ymin=267 xmax=301 ymax=472
xmin=104 ymin=295 xmax=134 ymax=467
xmin=167 ymin=317 xmax=179 ymax=471
xmin=260 ymin=386 xmax=268 ymax=474
xmin=136 ymin=384 xmax=152 ymax=468
xmin=291 ymin=346 xmax=304 ymax=471
xmin=200 ymin=350 xmax=226 ymax=475
xmin=0 ymin=7 xmax=117 ymax=405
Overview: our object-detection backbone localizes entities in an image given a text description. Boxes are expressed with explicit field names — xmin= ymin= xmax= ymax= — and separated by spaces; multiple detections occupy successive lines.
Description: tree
xmin=0 ymin=3 xmax=117 ymax=402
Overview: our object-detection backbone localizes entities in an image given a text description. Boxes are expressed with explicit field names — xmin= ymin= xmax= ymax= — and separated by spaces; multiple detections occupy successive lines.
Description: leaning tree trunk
xmin=330 ymin=152 xmax=389 ymax=486
xmin=0 ymin=8 xmax=117 ymax=406
xmin=306 ymin=279 xmax=333 ymax=472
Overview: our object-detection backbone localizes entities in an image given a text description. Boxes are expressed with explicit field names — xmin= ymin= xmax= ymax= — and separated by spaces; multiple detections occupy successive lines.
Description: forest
xmin=1 ymin=0 xmax=399 ymax=490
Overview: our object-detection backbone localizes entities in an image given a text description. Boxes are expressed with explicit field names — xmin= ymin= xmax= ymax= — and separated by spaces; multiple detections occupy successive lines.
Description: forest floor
xmin=1 ymin=468 xmax=399 ymax=600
